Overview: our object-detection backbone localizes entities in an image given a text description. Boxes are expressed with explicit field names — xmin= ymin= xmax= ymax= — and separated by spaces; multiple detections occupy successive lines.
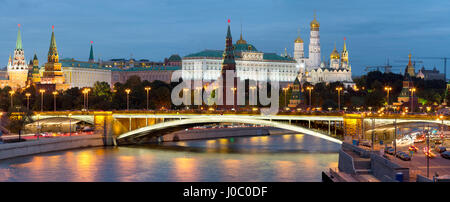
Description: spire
xmin=226 ymin=19 xmax=232 ymax=39
xmin=48 ymin=25 xmax=59 ymax=63
xmin=89 ymin=41 xmax=94 ymax=62
xmin=343 ymin=37 xmax=347 ymax=52
xmin=408 ymin=53 xmax=412 ymax=66
xmin=16 ymin=24 xmax=23 ymax=50
xmin=33 ymin=53 xmax=38 ymax=61
xmin=294 ymin=27 xmax=303 ymax=43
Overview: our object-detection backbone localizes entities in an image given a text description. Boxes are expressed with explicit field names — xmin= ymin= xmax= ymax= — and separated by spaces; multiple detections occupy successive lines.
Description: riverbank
xmin=0 ymin=134 xmax=104 ymax=161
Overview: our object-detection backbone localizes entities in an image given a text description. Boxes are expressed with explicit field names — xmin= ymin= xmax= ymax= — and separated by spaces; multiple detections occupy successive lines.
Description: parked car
xmin=395 ymin=151 xmax=411 ymax=161
xmin=384 ymin=147 xmax=395 ymax=155
xmin=361 ymin=140 xmax=371 ymax=147
xmin=441 ymin=151 xmax=450 ymax=159
xmin=435 ymin=146 xmax=446 ymax=153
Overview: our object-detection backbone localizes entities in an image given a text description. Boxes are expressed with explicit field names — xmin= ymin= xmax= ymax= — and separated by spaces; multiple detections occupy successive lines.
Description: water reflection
xmin=0 ymin=134 xmax=340 ymax=182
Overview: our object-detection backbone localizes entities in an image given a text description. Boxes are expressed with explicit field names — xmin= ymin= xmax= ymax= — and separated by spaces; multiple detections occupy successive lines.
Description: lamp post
xmin=83 ymin=88 xmax=91 ymax=111
xmin=52 ymin=91 xmax=58 ymax=112
xmin=250 ymin=86 xmax=256 ymax=105
xmin=37 ymin=113 xmax=40 ymax=140
xmin=336 ymin=87 xmax=343 ymax=111
xmin=409 ymin=88 xmax=416 ymax=113
xmin=39 ymin=89 xmax=45 ymax=112
xmin=231 ymin=87 xmax=237 ymax=110
xmin=384 ymin=86 xmax=392 ymax=107
xmin=145 ymin=86 xmax=151 ymax=110
xmin=25 ymin=93 xmax=31 ymax=111
xmin=283 ymin=87 xmax=288 ymax=108
xmin=306 ymin=86 xmax=314 ymax=108
xmin=125 ymin=88 xmax=131 ymax=111
xmin=183 ymin=88 xmax=189 ymax=109
xmin=8 ymin=90 xmax=15 ymax=109
xmin=68 ymin=113 xmax=72 ymax=136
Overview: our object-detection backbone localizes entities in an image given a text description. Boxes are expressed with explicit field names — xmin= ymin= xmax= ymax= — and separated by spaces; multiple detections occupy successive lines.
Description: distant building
xmin=111 ymin=66 xmax=181 ymax=86
xmin=395 ymin=55 xmax=418 ymax=109
xmin=288 ymin=77 xmax=304 ymax=108
xmin=164 ymin=54 xmax=182 ymax=67
xmin=60 ymin=58 xmax=111 ymax=89
xmin=295 ymin=13 xmax=354 ymax=86
xmin=182 ymin=24 xmax=298 ymax=86
xmin=416 ymin=66 xmax=445 ymax=81
xmin=101 ymin=58 xmax=164 ymax=69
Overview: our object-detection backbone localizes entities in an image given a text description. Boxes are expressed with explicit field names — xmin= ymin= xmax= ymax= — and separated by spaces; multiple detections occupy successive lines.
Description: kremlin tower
xmin=39 ymin=26 xmax=68 ymax=91
xmin=88 ymin=41 xmax=95 ymax=63
xmin=307 ymin=12 xmax=321 ymax=70
xmin=8 ymin=24 xmax=28 ymax=89
xmin=219 ymin=19 xmax=238 ymax=110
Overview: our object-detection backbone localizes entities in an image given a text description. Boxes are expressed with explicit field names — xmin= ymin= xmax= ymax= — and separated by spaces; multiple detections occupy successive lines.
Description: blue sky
xmin=1 ymin=0 xmax=450 ymax=76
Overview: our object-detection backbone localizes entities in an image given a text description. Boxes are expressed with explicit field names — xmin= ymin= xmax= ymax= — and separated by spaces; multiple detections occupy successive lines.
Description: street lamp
xmin=25 ymin=93 xmax=31 ymax=111
xmin=336 ymin=87 xmax=343 ymax=111
xmin=37 ymin=113 xmax=40 ymax=140
xmin=125 ymin=88 xmax=131 ymax=111
xmin=68 ymin=113 xmax=72 ymax=136
xmin=82 ymin=88 xmax=91 ymax=111
xmin=8 ymin=90 xmax=15 ymax=109
xmin=306 ymin=86 xmax=314 ymax=107
xmin=250 ymin=86 xmax=256 ymax=105
xmin=52 ymin=91 xmax=58 ymax=112
xmin=183 ymin=88 xmax=189 ymax=109
xmin=384 ymin=86 xmax=392 ymax=106
xmin=409 ymin=88 xmax=416 ymax=113
xmin=39 ymin=89 xmax=45 ymax=112
xmin=283 ymin=87 xmax=289 ymax=108
xmin=144 ymin=86 xmax=151 ymax=110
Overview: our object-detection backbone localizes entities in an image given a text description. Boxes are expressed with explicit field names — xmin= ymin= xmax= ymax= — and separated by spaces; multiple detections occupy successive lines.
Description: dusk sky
xmin=1 ymin=0 xmax=450 ymax=76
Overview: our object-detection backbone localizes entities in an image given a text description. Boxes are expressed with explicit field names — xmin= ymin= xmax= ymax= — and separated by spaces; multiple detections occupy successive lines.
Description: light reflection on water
xmin=0 ymin=134 xmax=340 ymax=182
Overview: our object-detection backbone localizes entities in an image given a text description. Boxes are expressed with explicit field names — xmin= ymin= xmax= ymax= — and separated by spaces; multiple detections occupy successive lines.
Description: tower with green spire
xmin=8 ymin=24 xmax=28 ymax=89
xmin=88 ymin=41 xmax=94 ymax=62
xmin=219 ymin=19 xmax=238 ymax=110
xmin=42 ymin=26 xmax=67 ymax=90
xmin=31 ymin=54 xmax=41 ymax=83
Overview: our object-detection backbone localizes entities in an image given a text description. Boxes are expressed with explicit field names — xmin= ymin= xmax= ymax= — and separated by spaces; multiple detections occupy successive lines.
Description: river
xmin=0 ymin=133 xmax=340 ymax=182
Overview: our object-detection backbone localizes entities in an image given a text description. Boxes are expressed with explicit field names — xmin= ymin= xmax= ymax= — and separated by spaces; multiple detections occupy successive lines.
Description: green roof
xmin=60 ymin=58 xmax=107 ymax=69
xmin=168 ymin=54 xmax=181 ymax=62
xmin=233 ymin=43 xmax=258 ymax=52
xmin=262 ymin=53 xmax=295 ymax=62
xmin=110 ymin=66 xmax=181 ymax=72
xmin=184 ymin=49 xmax=295 ymax=62
xmin=16 ymin=27 xmax=22 ymax=50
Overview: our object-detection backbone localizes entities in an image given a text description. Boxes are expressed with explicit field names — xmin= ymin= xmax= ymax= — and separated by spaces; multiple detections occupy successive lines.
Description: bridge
xmin=30 ymin=111 xmax=449 ymax=145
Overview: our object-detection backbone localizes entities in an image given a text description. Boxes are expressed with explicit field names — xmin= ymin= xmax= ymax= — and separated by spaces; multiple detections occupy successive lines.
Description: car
xmin=361 ymin=140 xmax=371 ymax=147
xmin=394 ymin=151 xmax=411 ymax=161
xmin=423 ymin=147 xmax=437 ymax=158
xmin=385 ymin=147 xmax=395 ymax=155
xmin=409 ymin=145 xmax=419 ymax=152
xmin=441 ymin=151 xmax=450 ymax=159
xmin=435 ymin=146 xmax=447 ymax=153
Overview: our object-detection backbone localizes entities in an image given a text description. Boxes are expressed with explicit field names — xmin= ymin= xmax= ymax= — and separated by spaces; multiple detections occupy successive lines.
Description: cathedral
xmin=294 ymin=13 xmax=354 ymax=87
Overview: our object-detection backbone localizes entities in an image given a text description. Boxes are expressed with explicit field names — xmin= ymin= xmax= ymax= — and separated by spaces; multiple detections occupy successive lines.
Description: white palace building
xmin=182 ymin=14 xmax=354 ymax=87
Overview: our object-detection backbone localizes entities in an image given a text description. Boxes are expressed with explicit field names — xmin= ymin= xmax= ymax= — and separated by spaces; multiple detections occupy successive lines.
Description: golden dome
xmin=310 ymin=13 xmax=320 ymax=29
xmin=294 ymin=36 xmax=303 ymax=43
xmin=330 ymin=46 xmax=340 ymax=59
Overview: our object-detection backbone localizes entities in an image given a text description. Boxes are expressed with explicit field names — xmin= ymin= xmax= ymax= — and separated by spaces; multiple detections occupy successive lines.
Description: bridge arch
xmin=117 ymin=117 xmax=343 ymax=144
